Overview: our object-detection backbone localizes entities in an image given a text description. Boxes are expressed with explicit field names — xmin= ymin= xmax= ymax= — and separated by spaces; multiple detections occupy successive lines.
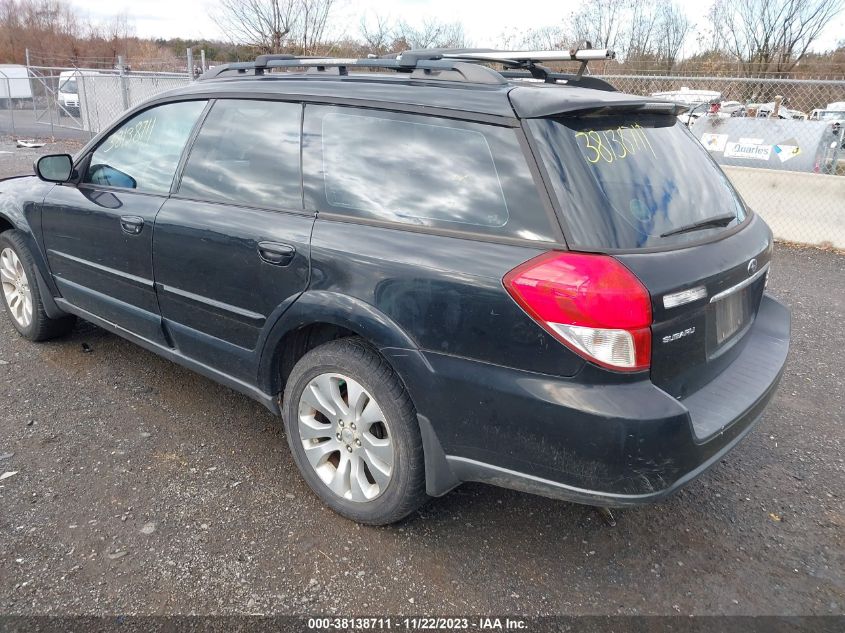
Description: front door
xmin=41 ymin=100 xmax=208 ymax=345
xmin=152 ymin=99 xmax=312 ymax=379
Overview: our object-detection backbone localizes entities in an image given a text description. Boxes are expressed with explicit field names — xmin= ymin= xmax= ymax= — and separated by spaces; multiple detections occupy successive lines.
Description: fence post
xmin=80 ymin=74 xmax=95 ymax=139
xmin=48 ymin=69 xmax=55 ymax=139
xmin=187 ymin=48 xmax=194 ymax=81
xmin=0 ymin=72 xmax=14 ymax=137
xmin=772 ymin=95 xmax=783 ymax=119
xmin=200 ymin=49 xmax=207 ymax=74
xmin=26 ymin=54 xmax=38 ymax=124
xmin=118 ymin=55 xmax=130 ymax=111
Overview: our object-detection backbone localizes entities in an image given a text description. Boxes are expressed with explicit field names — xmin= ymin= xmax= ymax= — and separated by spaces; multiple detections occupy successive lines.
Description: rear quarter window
xmin=303 ymin=105 xmax=557 ymax=242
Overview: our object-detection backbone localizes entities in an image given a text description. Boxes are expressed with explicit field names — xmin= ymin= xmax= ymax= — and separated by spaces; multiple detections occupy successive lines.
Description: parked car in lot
xmin=56 ymin=70 xmax=81 ymax=116
xmin=56 ymin=69 xmax=101 ymax=117
xmin=0 ymin=49 xmax=791 ymax=524
xmin=810 ymin=102 xmax=845 ymax=122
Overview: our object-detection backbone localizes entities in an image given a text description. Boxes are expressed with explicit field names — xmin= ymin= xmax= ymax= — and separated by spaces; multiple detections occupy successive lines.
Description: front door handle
xmin=257 ymin=241 xmax=296 ymax=266
xmin=120 ymin=215 xmax=144 ymax=235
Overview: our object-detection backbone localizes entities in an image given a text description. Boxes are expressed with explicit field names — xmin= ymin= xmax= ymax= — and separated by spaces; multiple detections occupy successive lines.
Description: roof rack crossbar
xmin=437 ymin=43 xmax=613 ymax=83
xmin=440 ymin=47 xmax=614 ymax=64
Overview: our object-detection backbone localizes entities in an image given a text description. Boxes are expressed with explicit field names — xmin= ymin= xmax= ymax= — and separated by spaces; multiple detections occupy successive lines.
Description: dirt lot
xmin=0 ymin=139 xmax=843 ymax=616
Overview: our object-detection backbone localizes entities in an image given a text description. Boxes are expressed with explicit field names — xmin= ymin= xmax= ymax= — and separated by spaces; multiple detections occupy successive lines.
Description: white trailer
xmin=0 ymin=64 xmax=33 ymax=103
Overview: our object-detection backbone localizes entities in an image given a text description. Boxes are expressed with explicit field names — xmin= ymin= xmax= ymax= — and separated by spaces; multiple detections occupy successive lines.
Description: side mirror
xmin=35 ymin=154 xmax=74 ymax=183
xmin=87 ymin=163 xmax=137 ymax=189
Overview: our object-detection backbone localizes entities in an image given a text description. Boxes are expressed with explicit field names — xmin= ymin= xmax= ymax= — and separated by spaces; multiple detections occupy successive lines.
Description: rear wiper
xmin=660 ymin=213 xmax=736 ymax=238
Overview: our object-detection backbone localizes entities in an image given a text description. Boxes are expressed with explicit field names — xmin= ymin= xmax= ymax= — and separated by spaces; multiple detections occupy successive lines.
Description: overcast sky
xmin=69 ymin=0 xmax=845 ymax=56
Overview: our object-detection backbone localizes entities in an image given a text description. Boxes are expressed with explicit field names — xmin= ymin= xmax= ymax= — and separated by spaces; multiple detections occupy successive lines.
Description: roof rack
xmin=199 ymin=55 xmax=508 ymax=84
xmin=198 ymin=45 xmax=617 ymax=90
xmin=437 ymin=44 xmax=614 ymax=81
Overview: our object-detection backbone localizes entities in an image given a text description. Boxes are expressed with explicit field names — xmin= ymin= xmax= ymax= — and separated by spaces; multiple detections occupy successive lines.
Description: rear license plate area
xmin=714 ymin=290 xmax=749 ymax=345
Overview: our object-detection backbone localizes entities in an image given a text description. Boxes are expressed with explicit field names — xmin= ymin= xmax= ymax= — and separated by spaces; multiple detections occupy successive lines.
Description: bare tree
xmin=0 ymin=0 xmax=182 ymax=68
xmin=89 ymin=11 xmax=134 ymax=65
xmin=296 ymin=0 xmax=334 ymax=54
xmin=654 ymin=0 xmax=691 ymax=69
xmin=212 ymin=0 xmax=300 ymax=53
xmin=624 ymin=2 xmax=659 ymax=59
xmin=706 ymin=0 xmax=844 ymax=73
xmin=0 ymin=0 xmax=82 ymax=63
xmin=211 ymin=0 xmax=337 ymax=54
xmin=569 ymin=0 xmax=626 ymax=51
xmin=393 ymin=19 xmax=467 ymax=50
xmin=565 ymin=0 xmax=690 ymax=70
xmin=359 ymin=13 xmax=393 ymax=55
xmin=517 ymin=25 xmax=571 ymax=51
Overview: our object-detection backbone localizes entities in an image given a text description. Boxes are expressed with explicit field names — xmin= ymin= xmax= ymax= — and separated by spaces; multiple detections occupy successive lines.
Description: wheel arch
xmin=257 ymin=290 xmax=460 ymax=498
xmin=0 ymin=212 xmax=15 ymax=234
xmin=0 ymin=210 xmax=65 ymax=319
xmin=257 ymin=290 xmax=419 ymax=398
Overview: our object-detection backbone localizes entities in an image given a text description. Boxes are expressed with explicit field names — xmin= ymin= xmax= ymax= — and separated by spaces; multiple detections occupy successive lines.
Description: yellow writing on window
xmin=575 ymin=124 xmax=656 ymax=164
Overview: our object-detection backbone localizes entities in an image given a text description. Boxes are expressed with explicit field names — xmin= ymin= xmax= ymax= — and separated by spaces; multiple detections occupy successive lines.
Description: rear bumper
xmin=387 ymin=294 xmax=791 ymax=505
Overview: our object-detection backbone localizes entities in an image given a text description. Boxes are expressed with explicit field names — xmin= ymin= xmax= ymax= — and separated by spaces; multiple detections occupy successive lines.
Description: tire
xmin=282 ymin=337 xmax=428 ymax=525
xmin=0 ymin=229 xmax=75 ymax=341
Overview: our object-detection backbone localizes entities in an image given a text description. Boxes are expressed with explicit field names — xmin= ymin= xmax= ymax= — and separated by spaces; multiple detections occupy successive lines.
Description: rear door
xmin=528 ymin=113 xmax=772 ymax=396
xmin=41 ymin=100 xmax=207 ymax=345
xmin=153 ymin=99 xmax=312 ymax=380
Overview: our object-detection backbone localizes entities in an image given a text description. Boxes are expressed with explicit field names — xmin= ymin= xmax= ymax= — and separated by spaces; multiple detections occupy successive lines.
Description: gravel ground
xmin=0 ymin=139 xmax=842 ymax=616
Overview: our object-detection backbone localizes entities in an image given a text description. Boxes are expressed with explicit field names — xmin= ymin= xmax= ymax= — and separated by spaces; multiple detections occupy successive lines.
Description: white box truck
xmin=0 ymin=64 xmax=33 ymax=106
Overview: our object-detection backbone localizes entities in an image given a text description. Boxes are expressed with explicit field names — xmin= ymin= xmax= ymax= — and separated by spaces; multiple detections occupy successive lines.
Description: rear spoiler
xmin=508 ymin=86 xmax=687 ymax=118
xmin=560 ymin=101 xmax=688 ymax=117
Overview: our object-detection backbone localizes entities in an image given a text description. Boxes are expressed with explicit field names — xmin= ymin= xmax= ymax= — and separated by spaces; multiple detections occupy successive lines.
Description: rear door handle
xmin=257 ymin=241 xmax=296 ymax=266
xmin=119 ymin=215 xmax=144 ymax=235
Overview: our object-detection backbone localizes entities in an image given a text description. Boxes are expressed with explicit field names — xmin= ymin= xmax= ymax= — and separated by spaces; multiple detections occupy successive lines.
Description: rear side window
xmin=178 ymin=99 xmax=302 ymax=209
xmin=529 ymin=115 xmax=747 ymax=250
xmin=304 ymin=105 xmax=557 ymax=241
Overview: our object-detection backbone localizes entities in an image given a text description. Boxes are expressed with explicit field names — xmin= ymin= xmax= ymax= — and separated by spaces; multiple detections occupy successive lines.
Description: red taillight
xmin=503 ymin=251 xmax=652 ymax=371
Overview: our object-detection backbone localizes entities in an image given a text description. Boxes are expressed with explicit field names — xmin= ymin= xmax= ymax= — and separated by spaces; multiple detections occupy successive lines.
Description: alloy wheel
xmin=297 ymin=372 xmax=395 ymax=502
xmin=0 ymin=248 xmax=32 ymax=329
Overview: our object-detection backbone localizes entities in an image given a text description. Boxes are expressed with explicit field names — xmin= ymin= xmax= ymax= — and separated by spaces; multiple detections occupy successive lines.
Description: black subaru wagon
xmin=0 ymin=49 xmax=790 ymax=524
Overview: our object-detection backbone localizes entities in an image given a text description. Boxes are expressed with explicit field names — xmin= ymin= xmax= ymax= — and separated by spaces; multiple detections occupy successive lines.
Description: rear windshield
xmin=528 ymin=114 xmax=747 ymax=250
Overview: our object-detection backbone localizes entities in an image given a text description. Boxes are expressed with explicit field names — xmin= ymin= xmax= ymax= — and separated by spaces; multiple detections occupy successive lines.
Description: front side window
xmin=84 ymin=100 xmax=206 ymax=194
xmin=178 ymin=99 xmax=302 ymax=209
xmin=304 ymin=106 xmax=557 ymax=241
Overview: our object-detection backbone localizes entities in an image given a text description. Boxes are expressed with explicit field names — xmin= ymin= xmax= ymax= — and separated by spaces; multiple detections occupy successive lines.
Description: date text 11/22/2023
xmin=307 ymin=617 xmax=528 ymax=630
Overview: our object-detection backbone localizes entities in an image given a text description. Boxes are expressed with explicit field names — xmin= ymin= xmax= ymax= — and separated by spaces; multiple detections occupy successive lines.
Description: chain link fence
xmin=0 ymin=65 xmax=191 ymax=141
xmin=0 ymin=65 xmax=842 ymax=248
xmin=598 ymin=74 xmax=845 ymax=249
xmin=73 ymin=70 xmax=192 ymax=133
